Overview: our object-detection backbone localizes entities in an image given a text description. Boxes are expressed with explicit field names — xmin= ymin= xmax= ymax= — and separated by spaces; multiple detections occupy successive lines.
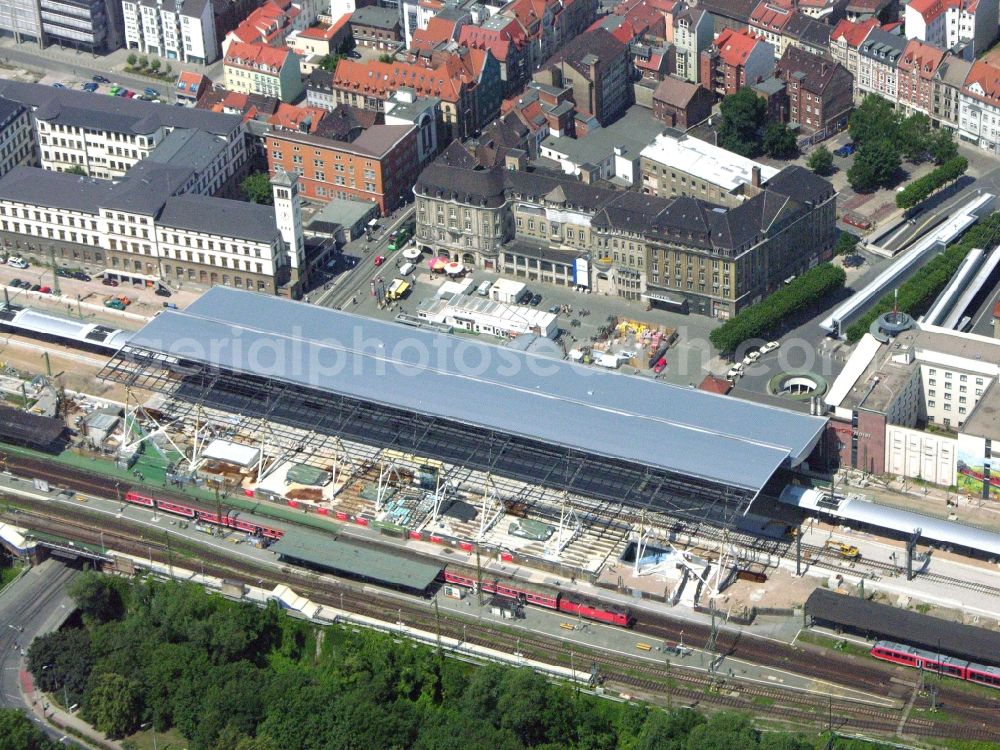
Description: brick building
xmin=699 ymin=27 xmax=775 ymax=96
xmin=896 ymin=39 xmax=945 ymax=117
xmin=539 ymin=28 xmax=631 ymax=125
xmin=651 ymin=76 xmax=715 ymax=128
xmin=775 ymin=45 xmax=853 ymax=134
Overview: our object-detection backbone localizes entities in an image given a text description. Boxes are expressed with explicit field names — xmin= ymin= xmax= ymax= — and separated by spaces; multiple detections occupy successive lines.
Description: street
xmin=0 ymin=559 xmax=78 ymax=742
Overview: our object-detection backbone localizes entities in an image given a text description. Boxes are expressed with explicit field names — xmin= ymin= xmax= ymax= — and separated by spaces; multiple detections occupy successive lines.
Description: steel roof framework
xmin=101 ymin=345 xmax=755 ymax=526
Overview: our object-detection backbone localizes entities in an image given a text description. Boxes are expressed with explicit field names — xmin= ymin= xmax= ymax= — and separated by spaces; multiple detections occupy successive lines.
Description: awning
xmin=642 ymin=291 xmax=685 ymax=305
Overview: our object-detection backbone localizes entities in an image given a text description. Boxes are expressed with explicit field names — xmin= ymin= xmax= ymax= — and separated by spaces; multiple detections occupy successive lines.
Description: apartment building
xmin=699 ymin=27 xmax=775 ymax=96
xmin=349 ymin=5 xmax=402 ymax=49
xmin=639 ymin=128 xmax=778 ymax=206
xmin=0 ymin=99 xmax=37 ymax=179
xmin=932 ymin=54 xmax=972 ymax=129
xmin=265 ymin=118 xmax=418 ymax=213
xmin=0 ymin=80 xmax=247 ymax=189
xmin=331 ymin=49 xmax=502 ymax=141
xmin=458 ymin=15 xmax=533 ymax=95
xmin=775 ymin=45 xmax=853 ymax=134
xmin=959 ymin=60 xmax=1000 ymax=155
xmin=856 ymin=28 xmax=905 ymax=102
xmin=651 ymin=76 xmax=715 ymax=128
xmin=414 ymin=140 xmax=837 ymax=315
xmin=672 ymin=6 xmax=713 ymax=83
xmin=904 ymin=0 xmax=998 ymax=58
xmin=749 ymin=0 xmax=795 ymax=57
xmin=0 ymin=164 xmax=305 ymax=295
xmin=223 ymin=41 xmax=304 ymax=102
xmin=122 ymin=0 xmax=218 ymax=64
xmin=896 ymin=39 xmax=945 ymax=116
xmin=538 ymin=28 xmax=631 ymax=125
xmin=829 ymin=17 xmax=877 ymax=80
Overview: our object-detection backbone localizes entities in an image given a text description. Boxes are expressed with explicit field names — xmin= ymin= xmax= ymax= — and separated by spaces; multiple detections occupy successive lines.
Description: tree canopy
xmin=807 ymin=146 xmax=833 ymax=175
xmin=240 ymin=172 xmax=274 ymax=205
xmin=0 ymin=709 xmax=62 ymax=750
xmin=25 ymin=573 xmax=901 ymax=750
xmin=847 ymin=140 xmax=900 ymax=192
xmin=718 ymin=88 xmax=769 ymax=158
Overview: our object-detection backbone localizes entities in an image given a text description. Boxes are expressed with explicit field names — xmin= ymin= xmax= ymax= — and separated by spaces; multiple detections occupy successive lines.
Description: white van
xmin=477 ymin=280 xmax=493 ymax=296
xmin=399 ymin=262 xmax=415 ymax=276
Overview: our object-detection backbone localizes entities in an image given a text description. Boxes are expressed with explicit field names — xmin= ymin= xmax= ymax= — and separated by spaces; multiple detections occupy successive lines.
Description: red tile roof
xmin=714 ymin=27 xmax=765 ymax=66
xmin=458 ymin=20 xmax=528 ymax=63
xmin=898 ymin=39 xmax=945 ymax=78
xmin=698 ymin=375 xmax=733 ymax=395
xmin=229 ymin=0 xmax=296 ymax=45
xmin=750 ymin=0 xmax=795 ymax=31
xmin=907 ymin=0 xmax=962 ymax=23
xmin=267 ymin=103 xmax=327 ymax=132
xmin=332 ymin=49 xmax=488 ymax=103
xmin=962 ymin=59 xmax=1000 ymax=105
xmin=225 ymin=41 xmax=292 ymax=71
xmin=830 ymin=17 xmax=877 ymax=46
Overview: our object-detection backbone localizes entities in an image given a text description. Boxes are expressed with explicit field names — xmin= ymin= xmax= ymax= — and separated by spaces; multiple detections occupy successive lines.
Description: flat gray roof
xmin=158 ymin=194 xmax=279 ymax=243
xmin=271 ymin=529 xmax=442 ymax=590
xmin=127 ymin=288 xmax=827 ymax=492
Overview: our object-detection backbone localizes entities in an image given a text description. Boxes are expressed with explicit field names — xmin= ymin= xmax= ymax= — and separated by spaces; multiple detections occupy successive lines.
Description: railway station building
xmin=102 ymin=286 xmax=828 ymax=526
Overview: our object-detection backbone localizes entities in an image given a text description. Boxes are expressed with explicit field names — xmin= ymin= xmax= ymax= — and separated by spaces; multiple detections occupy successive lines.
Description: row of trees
xmin=124 ymin=54 xmax=173 ymax=78
xmin=895 ymin=156 xmax=969 ymax=209
xmin=845 ymin=210 xmax=1000 ymax=341
xmin=709 ymin=263 xmax=846 ymax=354
xmin=718 ymin=88 xmax=797 ymax=160
xmin=846 ymin=97 xmax=960 ymax=192
xmin=21 ymin=573 xmax=900 ymax=750
xmin=0 ymin=709 xmax=65 ymax=750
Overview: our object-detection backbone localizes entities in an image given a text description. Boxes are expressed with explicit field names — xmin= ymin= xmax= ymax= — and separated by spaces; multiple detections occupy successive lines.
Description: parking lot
xmin=0 ymin=58 xmax=173 ymax=104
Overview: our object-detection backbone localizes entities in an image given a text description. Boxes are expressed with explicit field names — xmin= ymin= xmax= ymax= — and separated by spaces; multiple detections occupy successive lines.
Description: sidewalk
xmin=25 ymin=686 xmax=121 ymax=750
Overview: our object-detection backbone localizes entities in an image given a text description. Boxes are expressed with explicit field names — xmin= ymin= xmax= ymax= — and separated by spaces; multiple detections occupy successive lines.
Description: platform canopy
xmin=102 ymin=287 xmax=827 ymax=521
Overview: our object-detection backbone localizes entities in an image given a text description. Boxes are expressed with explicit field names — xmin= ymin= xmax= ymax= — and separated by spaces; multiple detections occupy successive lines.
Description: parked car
xmin=124 ymin=90 xmax=135 ymax=98
xmin=72 ymin=271 xmax=92 ymax=281
xmin=653 ymin=357 xmax=668 ymax=374
xmin=9 ymin=278 xmax=21 ymax=288
xmin=7 ymin=256 xmax=28 ymax=269
xmin=154 ymin=287 xmax=172 ymax=297
xmin=115 ymin=89 xmax=128 ymax=97
xmin=116 ymin=295 xmax=132 ymax=306
xmin=834 ymin=143 xmax=855 ymax=157
xmin=38 ymin=285 xmax=52 ymax=294
xmin=759 ymin=341 xmax=780 ymax=355
xmin=56 ymin=268 xmax=73 ymax=278
xmin=101 ymin=277 xmax=119 ymax=287
xmin=529 ymin=293 xmax=542 ymax=306
xmin=348 ymin=50 xmax=362 ymax=59
xmin=104 ymin=298 xmax=125 ymax=310
xmin=51 ymin=82 xmax=66 ymax=89
xmin=726 ymin=363 xmax=745 ymax=380
xmin=144 ymin=87 xmax=160 ymax=97
xmin=29 ymin=284 xmax=40 ymax=292
xmin=548 ymin=304 xmax=560 ymax=314
xmin=374 ymin=255 xmax=385 ymax=266
xmin=81 ymin=82 xmax=98 ymax=92
xmin=92 ymin=75 xmax=111 ymax=83
xmin=743 ymin=350 xmax=761 ymax=366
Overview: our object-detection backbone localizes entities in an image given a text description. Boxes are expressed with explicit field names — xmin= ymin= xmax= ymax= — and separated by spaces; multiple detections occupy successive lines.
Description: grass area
xmin=123 ymin=725 xmax=187 ymax=750
xmin=795 ymin=630 xmax=872 ymax=658
xmin=922 ymin=671 xmax=1000 ymax=703
xmin=0 ymin=559 xmax=23 ymax=589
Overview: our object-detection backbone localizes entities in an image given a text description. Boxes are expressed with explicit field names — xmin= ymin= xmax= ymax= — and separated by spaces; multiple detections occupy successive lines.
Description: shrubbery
xmin=709 ymin=263 xmax=846 ymax=353
xmin=895 ymin=156 xmax=968 ymax=210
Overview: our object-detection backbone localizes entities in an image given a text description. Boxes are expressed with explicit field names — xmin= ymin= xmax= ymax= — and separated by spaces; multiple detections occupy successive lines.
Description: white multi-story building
xmin=223 ymin=41 xmax=304 ymax=103
xmin=0 ymin=80 xmax=247 ymax=188
xmin=959 ymin=60 xmax=1000 ymax=155
xmin=122 ymin=0 xmax=219 ymax=64
xmin=0 ymin=164 xmax=303 ymax=294
xmin=856 ymin=27 xmax=905 ymax=102
xmin=904 ymin=0 xmax=998 ymax=58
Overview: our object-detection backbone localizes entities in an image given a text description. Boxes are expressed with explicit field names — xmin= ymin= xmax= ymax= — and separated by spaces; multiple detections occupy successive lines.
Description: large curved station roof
xmin=126 ymin=287 xmax=826 ymax=492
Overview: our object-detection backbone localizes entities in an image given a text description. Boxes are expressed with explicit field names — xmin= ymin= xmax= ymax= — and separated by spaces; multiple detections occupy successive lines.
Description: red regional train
xmin=443 ymin=568 xmax=635 ymax=628
xmin=871 ymin=641 xmax=1000 ymax=689
xmin=124 ymin=490 xmax=285 ymax=541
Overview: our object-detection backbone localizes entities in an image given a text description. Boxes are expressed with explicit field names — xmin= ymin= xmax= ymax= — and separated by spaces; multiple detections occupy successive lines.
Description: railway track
xmin=4 ymin=498 xmax=1000 ymax=744
xmin=4 ymin=455 xmax=1000 ymax=735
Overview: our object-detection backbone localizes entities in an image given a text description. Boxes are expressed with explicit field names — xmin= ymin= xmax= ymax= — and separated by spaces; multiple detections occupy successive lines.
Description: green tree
xmin=763 ymin=122 xmax=797 ymax=159
xmin=895 ymin=156 xmax=968 ymax=209
xmin=848 ymin=95 xmax=899 ymax=148
xmin=149 ymin=58 xmax=161 ymax=72
xmin=378 ymin=53 xmax=394 ymax=63
xmin=929 ymin=127 xmax=958 ymax=164
xmin=718 ymin=87 xmax=768 ymax=157
xmin=636 ymin=708 xmax=705 ymax=750
xmin=835 ymin=230 xmax=859 ymax=256
xmin=896 ymin=113 xmax=932 ymax=161
xmin=0 ymin=708 xmax=59 ymax=750
xmin=27 ymin=628 xmax=94 ymax=705
xmin=848 ymin=140 xmax=900 ymax=192
xmin=807 ymin=145 xmax=834 ymax=175
xmin=83 ymin=672 xmax=143 ymax=739
xmin=685 ymin=712 xmax=759 ymax=750
xmin=138 ymin=55 xmax=148 ymax=69
xmin=126 ymin=53 xmax=137 ymax=67
xmin=241 ymin=172 xmax=274 ymax=205
xmin=65 ymin=165 xmax=87 ymax=176
xmin=68 ymin=571 xmax=128 ymax=624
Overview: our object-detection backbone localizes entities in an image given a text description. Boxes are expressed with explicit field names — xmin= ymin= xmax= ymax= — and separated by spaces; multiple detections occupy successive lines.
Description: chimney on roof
xmin=821 ymin=61 xmax=828 ymax=76
xmin=751 ymin=165 xmax=761 ymax=187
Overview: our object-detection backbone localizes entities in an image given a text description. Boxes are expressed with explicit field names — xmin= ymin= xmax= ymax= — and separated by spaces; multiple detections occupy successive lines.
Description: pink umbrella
xmin=431 ymin=256 xmax=449 ymax=271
